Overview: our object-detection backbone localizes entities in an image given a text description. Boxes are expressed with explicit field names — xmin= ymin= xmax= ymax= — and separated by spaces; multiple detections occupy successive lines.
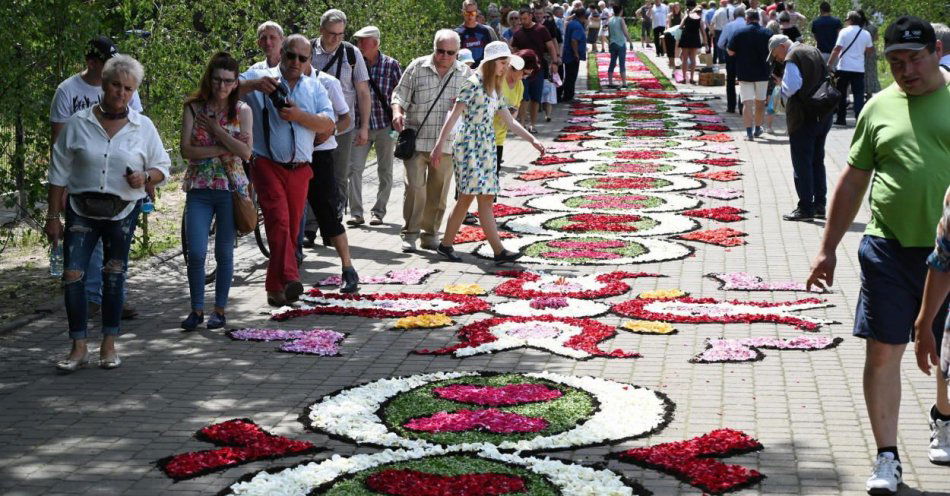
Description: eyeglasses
xmin=284 ymin=51 xmax=310 ymax=63
xmin=211 ymin=76 xmax=237 ymax=85
xmin=324 ymin=30 xmax=345 ymax=39
xmin=436 ymin=48 xmax=458 ymax=56
xmin=464 ymin=10 xmax=478 ymax=16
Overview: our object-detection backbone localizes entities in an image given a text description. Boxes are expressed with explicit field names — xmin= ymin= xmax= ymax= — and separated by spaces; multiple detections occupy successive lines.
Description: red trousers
xmin=251 ymin=156 xmax=313 ymax=292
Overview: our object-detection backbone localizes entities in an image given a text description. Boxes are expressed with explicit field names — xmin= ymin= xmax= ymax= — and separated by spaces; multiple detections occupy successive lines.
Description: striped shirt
xmin=311 ymin=39 xmax=369 ymax=134
xmin=365 ymin=52 xmax=403 ymax=130
xmin=391 ymin=56 xmax=472 ymax=153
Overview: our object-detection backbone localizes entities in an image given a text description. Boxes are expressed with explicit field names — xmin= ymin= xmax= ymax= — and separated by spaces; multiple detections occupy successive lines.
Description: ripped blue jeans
xmin=63 ymin=202 xmax=140 ymax=340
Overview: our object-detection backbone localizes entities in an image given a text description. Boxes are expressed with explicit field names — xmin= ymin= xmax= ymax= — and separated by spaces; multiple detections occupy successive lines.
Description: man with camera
xmin=391 ymin=29 xmax=472 ymax=253
xmin=239 ymin=34 xmax=337 ymax=306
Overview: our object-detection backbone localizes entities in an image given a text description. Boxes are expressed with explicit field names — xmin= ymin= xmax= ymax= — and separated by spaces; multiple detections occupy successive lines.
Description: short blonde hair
xmin=433 ymin=29 xmax=461 ymax=50
xmin=102 ymin=54 xmax=144 ymax=87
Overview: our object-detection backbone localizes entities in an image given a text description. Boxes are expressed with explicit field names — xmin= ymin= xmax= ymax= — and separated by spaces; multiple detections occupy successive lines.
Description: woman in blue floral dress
xmin=179 ymin=53 xmax=252 ymax=331
xmin=430 ymin=41 xmax=544 ymax=263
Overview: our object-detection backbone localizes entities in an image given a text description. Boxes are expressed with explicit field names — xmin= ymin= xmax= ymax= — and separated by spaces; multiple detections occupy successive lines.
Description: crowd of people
xmin=39 ymin=2 xmax=950 ymax=494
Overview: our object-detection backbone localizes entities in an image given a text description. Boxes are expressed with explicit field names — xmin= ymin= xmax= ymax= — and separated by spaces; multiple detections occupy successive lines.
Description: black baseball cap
xmin=884 ymin=16 xmax=935 ymax=54
xmin=87 ymin=36 xmax=118 ymax=61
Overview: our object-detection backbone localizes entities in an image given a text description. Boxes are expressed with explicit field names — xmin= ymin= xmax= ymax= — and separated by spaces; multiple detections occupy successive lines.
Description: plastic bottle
xmin=141 ymin=195 xmax=154 ymax=214
xmin=49 ymin=241 xmax=63 ymax=278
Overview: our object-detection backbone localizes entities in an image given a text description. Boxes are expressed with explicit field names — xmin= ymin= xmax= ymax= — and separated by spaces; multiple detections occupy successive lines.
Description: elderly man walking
xmin=240 ymin=34 xmax=336 ymax=306
xmin=807 ymin=17 xmax=950 ymax=495
xmin=717 ymin=4 xmax=746 ymax=113
xmin=347 ymin=26 xmax=402 ymax=228
xmin=728 ymin=9 xmax=771 ymax=140
xmin=392 ymin=30 xmax=473 ymax=253
xmin=767 ymin=34 xmax=834 ymax=222
xmin=311 ymin=9 xmax=372 ymax=218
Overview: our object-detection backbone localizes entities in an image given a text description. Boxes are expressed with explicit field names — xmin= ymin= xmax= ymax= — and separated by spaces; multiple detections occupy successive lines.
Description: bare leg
xmin=100 ymin=334 xmax=116 ymax=359
xmin=475 ymin=195 xmax=505 ymax=255
xmin=754 ymin=99 xmax=766 ymax=127
xmin=529 ymin=101 xmax=539 ymax=128
xmin=864 ymin=340 xmax=906 ymax=448
xmin=440 ymin=194 xmax=476 ymax=248
xmin=742 ymin=99 xmax=754 ymax=129
xmin=938 ymin=372 xmax=950 ymax=414
xmin=330 ymin=232 xmax=353 ymax=268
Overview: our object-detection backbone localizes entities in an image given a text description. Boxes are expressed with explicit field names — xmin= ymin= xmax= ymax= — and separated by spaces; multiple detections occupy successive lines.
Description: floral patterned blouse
xmin=182 ymin=101 xmax=250 ymax=197
xmin=925 ymin=184 xmax=950 ymax=378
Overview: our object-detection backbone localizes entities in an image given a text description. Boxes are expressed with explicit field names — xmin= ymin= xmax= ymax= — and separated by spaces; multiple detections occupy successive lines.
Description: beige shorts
xmin=739 ymin=81 xmax=768 ymax=102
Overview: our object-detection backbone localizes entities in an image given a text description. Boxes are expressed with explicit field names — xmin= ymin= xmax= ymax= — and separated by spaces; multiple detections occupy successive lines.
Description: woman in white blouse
xmin=45 ymin=55 xmax=171 ymax=372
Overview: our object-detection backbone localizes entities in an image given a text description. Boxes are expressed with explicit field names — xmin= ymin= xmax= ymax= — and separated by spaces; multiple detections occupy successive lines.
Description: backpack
xmin=318 ymin=41 xmax=357 ymax=80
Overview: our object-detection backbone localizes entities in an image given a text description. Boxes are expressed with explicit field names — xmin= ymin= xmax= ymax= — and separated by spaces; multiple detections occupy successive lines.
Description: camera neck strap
xmin=261 ymin=83 xmax=297 ymax=165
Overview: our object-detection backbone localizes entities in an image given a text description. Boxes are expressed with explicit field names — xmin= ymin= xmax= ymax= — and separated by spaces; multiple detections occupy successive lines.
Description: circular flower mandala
xmin=503 ymin=212 xmax=698 ymax=238
xmin=526 ymin=192 xmax=701 ymax=213
xmin=304 ymin=371 xmax=673 ymax=452
xmin=474 ymin=236 xmax=693 ymax=266
xmin=544 ymin=174 xmax=703 ymax=194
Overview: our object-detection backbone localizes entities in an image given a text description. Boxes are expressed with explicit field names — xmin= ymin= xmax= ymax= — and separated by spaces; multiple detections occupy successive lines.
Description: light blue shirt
xmin=781 ymin=61 xmax=803 ymax=99
xmin=240 ymin=67 xmax=334 ymax=163
xmin=718 ymin=17 xmax=746 ymax=50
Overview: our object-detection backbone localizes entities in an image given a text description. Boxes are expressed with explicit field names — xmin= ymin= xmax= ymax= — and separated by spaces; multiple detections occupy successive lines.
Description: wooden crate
xmin=699 ymin=53 xmax=714 ymax=66
xmin=698 ymin=72 xmax=724 ymax=86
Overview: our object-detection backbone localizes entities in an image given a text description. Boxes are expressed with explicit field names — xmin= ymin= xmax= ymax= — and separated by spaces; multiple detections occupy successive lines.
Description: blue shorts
xmin=523 ymin=72 xmax=544 ymax=103
xmin=854 ymin=235 xmax=946 ymax=347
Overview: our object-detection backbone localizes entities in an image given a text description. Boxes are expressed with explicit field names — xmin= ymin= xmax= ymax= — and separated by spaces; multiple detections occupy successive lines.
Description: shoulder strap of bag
xmin=366 ymin=61 xmax=394 ymax=122
xmin=418 ymin=70 xmax=455 ymax=130
xmin=321 ymin=44 xmax=345 ymax=77
xmin=260 ymin=88 xmax=296 ymax=164
xmin=839 ymin=27 xmax=863 ymax=60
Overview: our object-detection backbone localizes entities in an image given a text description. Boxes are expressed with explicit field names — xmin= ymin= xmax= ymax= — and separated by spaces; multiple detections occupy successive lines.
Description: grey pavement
xmin=0 ymin=48 xmax=948 ymax=496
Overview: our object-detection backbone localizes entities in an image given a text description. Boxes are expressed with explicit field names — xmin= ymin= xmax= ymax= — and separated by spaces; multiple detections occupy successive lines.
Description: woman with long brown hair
xmin=179 ymin=52 xmax=252 ymax=331
xmin=430 ymin=41 xmax=544 ymax=264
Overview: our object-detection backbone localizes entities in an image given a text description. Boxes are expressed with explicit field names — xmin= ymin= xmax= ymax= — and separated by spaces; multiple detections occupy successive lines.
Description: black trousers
xmin=562 ymin=60 xmax=580 ymax=101
xmin=653 ymin=26 xmax=666 ymax=56
xmin=308 ymin=150 xmax=346 ymax=241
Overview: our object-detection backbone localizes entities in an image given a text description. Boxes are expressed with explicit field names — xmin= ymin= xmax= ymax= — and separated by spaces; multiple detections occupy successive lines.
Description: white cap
xmin=482 ymin=41 xmax=512 ymax=63
xmin=458 ymin=48 xmax=475 ymax=66
xmin=509 ymin=54 xmax=525 ymax=71
xmin=353 ymin=25 xmax=380 ymax=40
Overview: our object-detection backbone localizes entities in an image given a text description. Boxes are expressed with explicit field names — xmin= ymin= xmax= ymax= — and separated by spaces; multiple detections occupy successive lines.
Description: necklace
xmin=98 ymin=104 xmax=129 ymax=120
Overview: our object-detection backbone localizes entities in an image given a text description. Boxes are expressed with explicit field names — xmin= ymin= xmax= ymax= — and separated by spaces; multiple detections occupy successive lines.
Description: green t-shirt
xmin=849 ymin=78 xmax=950 ymax=247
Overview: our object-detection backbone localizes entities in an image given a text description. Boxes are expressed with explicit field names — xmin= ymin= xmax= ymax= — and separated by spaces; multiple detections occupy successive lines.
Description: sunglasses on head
xmin=436 ymin=48 xmax=458 ymax=56
xmin=284 ymin=51 xmax=309 ymax=63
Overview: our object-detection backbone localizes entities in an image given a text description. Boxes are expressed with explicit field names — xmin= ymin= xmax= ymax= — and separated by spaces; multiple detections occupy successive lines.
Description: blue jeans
xmin=63 ymin=202 xmax=140 ymax=339
xmin=85 ymin=239 xmax=129 ymax=305
xmin=788 ymin=113 xmax=833 ymax=213
xmin=835 ymin=70 xmax=865 ymax=123
xmin=607 ymin=42 xmax=627 ymax=82
xmin=185 ymin=189 xmax=235 ymax=311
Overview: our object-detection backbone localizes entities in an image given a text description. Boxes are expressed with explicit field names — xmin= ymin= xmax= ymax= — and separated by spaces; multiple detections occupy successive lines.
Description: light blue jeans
xmin=185 ymin=189 xmax=235 ymax=311
xmin=608 ymin=42 xmax=627 ymax=82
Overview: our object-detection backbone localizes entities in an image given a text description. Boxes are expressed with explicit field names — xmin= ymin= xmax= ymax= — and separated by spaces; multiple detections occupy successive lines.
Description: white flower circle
xmin=492 ymin=298 xmax=610 ymax=318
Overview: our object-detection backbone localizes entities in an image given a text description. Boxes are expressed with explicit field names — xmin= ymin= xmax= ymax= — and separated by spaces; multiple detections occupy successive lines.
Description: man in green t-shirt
xmin=806 ymin=16 xmax=950 ymax=496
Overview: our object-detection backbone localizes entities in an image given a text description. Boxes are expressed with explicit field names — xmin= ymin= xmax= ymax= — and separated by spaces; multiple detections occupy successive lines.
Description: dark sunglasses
xmin=284 ymin=51 xmax=309 ymax=63
xmin=436 ymin=48 xmax=458 ymax=56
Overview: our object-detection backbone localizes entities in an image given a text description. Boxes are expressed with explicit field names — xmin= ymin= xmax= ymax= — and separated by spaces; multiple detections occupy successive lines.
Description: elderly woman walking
xmin=179 ymin=52 xmax=253 ymax=331
xmin=431 ymin=41 xmax=544 ymax=264
xmin=46 ymin=55 xmax=170 ymax=372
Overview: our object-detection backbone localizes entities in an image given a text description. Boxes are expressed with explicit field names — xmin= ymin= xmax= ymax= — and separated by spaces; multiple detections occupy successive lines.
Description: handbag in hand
xmin=394 ymin=72 xmax=455 ymax=160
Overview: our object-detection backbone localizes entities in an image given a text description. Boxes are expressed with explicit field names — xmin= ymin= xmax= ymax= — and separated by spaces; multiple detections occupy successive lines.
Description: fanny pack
xmin=72 ymin=192 xmax=131 ymax=218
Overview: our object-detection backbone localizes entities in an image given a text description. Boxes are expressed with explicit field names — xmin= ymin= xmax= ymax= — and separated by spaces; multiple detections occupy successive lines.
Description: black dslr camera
xmin=268 ymin=80 xmax=291 ymax=109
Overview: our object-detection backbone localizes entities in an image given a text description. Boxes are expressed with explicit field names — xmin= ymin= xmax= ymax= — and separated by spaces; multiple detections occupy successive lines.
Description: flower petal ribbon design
xmin=158 ymin=419 xmax=320 ymax=480
xmin=683 ymin=207 xmax=747 ymax=223
xmin=676 ymin=227 xmax=748 ymax=247
xmin=227 ymin=328 xmax=345 ymax=356
xmin=705 ymin=272 xmax=819 ymax=292
xmin=690 ymin=335 xmax=844 ymax=363
xmin=517 ymin=169 xmax=570 ymax=181
xmin=365 ymin=469 xmax=527 ymax=495
xmin=271 ymin=291 xmax=490 ymax=321
xmin=612 ymin=296 xmax=836 ymax=330
xmin=692 ymin=170 xmax=742 ymax=182
xmin=415 ymin=315 xmax=638 ymax=359
xmin=404 ymin=409 xmax=549 ymax=433
xmin=492 ymin=270 xmax=662 ymax=299
xmin=453 ymin=226 xmax=518 ymax=244
xmin=315 ymin=268 xmax=438 ymax=287
xmin=613 ymin=428 xmax=765 ymax=494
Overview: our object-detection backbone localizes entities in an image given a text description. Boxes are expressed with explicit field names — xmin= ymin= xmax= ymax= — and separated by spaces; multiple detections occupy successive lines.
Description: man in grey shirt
xmin=311 ymin=9 xmax=372 ymax=218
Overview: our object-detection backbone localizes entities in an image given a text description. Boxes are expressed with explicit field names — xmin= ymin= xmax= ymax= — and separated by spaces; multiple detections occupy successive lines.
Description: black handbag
xmin=72 ymin=192 xmax=131 ymax=218
xmin=803 ymin=74 xmax=841 ymax=118
xmin=394 ymin=72 xmax=455 ymax=160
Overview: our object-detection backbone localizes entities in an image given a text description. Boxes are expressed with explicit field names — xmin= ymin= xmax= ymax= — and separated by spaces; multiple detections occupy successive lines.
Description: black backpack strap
xmin=418 ymin=71 xmax=455 ymax=130
xmin=366 ymin=62 xmax=394 ymax=123
xmin=321 ymin=44 xmax=345 ymax=76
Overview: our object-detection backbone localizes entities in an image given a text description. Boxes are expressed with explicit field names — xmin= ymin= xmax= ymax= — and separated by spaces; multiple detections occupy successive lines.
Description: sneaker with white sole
xmin=930 ymin=409 xmax=950 ymax=465
xmin=866 ymin=452 xmax=901 ymax=495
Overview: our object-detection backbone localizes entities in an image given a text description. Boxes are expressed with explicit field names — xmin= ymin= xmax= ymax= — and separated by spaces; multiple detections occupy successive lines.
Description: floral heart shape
xmin=432 ymin=384 xmax=564 ymax=406
xmin=677 ymin=228 xmax=748 ymax=246
xmin=366 ymin=469 xmax=527 ymax=496
xmin=682 ymin=206 xmax=747 ymax=223
xmin=692 ymin=170 xmax=742 ymax=182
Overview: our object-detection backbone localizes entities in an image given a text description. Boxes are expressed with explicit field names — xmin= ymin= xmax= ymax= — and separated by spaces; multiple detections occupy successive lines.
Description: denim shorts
xmin=854 ymin=235 xmax=946 ymax=348
xmin=523 ymin=72 xmax=544 ymax=103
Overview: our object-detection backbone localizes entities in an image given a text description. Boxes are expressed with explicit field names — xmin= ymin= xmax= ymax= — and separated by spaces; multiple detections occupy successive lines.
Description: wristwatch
xmin=144 ymin=170 xmax=152 ymax=185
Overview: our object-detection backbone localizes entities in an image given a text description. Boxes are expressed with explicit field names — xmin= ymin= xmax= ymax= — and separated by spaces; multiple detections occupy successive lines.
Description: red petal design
xmin=366 ymin=469 xmax=526 ymax=495
xmin=403 ymin=409 xmax=549 ymax=433
xmin=433 ymin=384 xmax=564 ymax=406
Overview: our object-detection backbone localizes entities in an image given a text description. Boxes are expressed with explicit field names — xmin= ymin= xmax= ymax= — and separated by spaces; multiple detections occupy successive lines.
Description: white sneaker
xmin=865 ymin=452 xmax=901 ymax=495
xmin=930 ymin=410 xmax=950 ymax=464
xmin=400 ymin=239 xmax=417 ymax=253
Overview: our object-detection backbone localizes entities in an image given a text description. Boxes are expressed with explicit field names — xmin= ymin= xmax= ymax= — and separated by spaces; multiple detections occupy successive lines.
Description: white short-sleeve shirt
xmin=834 ymin=25 xmax=873 ymax=73
xmin=50 ymin=73 xmax=143 ymax=123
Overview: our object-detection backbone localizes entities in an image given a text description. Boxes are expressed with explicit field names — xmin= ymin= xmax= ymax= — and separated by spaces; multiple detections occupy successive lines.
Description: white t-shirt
xmin=834 ymin=25 xmax=873 ymax=73
xmin=50 ymin=73 xmax=143 ymax=123
xmin=650 ymin=4 xmax=669 ymax=27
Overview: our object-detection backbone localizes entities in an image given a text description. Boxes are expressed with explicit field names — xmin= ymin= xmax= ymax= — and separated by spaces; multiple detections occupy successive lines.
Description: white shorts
xmin=739 ymin=81 xmax=768 ymax=102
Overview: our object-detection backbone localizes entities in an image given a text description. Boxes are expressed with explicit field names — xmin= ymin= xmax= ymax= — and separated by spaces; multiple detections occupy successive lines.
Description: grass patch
xmin=523 ymin=236 xmax=647 ymax=263
xmin=587 ymin=56 xmax=601 ymax=91
xmin=318 ymin=454 xmax=560 ymax=495
xmin=591 ymin=162 xmax=676 ymax=173
xmin=381 ymin=374 xmax=596 ymax=446
xmin=564 ymin=194 xmax=665 ymax=210
xmin=543 ymin=214 xmax=658 ymax=233
xmin=635 ymin=52 xmax=677 ymax=90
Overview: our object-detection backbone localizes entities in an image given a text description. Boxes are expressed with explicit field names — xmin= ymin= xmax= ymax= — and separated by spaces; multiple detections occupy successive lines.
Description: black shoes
xmin=494 ymin=250 xmax=523 ymax=264
xmin=814 ymin=207 xmax=826 ymax=219
xmin=437 ymin=243 xmax=462 ymax=262
xmin=782 ymin=208 xmax=815 ymax=221
xmin=340 ymin=267 xmax=359 ymax=294
xmin=462 ymin=213 xmax=479 ymax=225
xmin=284 ymin=281 xmax=304 ymax=302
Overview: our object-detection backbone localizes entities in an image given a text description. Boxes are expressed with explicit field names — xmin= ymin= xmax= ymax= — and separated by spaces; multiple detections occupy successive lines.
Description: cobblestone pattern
xmin=0 ymin=49 xmax=947 ymax=495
